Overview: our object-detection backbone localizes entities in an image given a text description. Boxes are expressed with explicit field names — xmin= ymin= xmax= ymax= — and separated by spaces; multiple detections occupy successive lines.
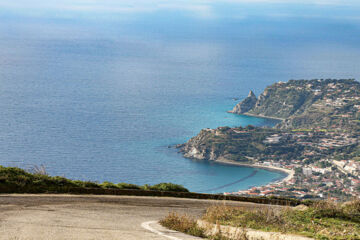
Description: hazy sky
xmin=1 ymin=0 xmax=360 ymax=20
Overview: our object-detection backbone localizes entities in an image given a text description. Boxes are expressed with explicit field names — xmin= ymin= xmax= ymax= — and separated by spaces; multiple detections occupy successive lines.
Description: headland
xmin=179 ymin=79 xmax=360 ymax=200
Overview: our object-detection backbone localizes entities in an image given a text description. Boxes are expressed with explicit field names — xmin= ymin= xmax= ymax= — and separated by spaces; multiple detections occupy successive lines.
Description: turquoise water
xmin=1 ymin=1 xmax=360 ymax=193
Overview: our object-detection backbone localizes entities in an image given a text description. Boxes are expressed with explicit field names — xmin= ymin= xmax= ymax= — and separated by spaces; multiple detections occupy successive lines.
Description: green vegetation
xmin=160 ymin=213 xmax=206 ymax=238
xmin=162 ymin=199 xmax=360 ymax=240
xmin=0 ymin=166 xmax=189 ymax=193
xmin=181 ymin=126 xmax=310 ymax=162
xmin=143 ymin=183 xmax=189 ymax=192
xmin=160 ymin=213 xmax=247 ymax=240
xmin=231 ymin=79 xmax=360 ymax=130
xmin=202 ymin=200 xmax=360 ymax=239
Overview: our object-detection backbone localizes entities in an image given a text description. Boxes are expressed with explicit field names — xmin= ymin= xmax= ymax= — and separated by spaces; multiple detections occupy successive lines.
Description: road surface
xmin=0 ymin=194 xmax=277 ymax=240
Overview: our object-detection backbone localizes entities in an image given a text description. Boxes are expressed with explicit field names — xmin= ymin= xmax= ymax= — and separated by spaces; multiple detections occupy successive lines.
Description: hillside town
xmin=227 ymin=79 xmax=360 ymax=200
xmin=181 ymin=79 xmax=360 ymax=200
xmin=227 ymin=158 xmax=359 ymax=201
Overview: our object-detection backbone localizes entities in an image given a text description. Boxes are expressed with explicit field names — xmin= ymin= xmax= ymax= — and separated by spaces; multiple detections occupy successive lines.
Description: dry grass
xmin=202 ymin=199 xmax=360 ymax=239
xmin=160 ymin=212 xmax=250 ymax=240
xmin=159 ymin=212 xmax=206 ymax=238
xmin=28 ymin=164 xmax=48 ymax=175
xmin=161 ymin=199 xmax=360 ymax=239
xmin=203 ymin=205 xmax=287 ymax=232
xmin=342 ymin=198 xmax=360 ymax=217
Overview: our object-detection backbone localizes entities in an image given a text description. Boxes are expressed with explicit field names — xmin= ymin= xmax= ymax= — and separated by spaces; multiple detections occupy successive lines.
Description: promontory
xmin=178 ymin=79 xmax=360 ymax=200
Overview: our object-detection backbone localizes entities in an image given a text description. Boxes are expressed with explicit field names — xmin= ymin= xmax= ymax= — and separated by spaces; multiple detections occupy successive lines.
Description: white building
xmin=303 ymin=168 xmax=312 ymax=177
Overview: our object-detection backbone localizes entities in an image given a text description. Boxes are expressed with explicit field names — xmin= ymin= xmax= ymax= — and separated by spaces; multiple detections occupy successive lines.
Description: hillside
xmin=178 ymin=79 xmax=360 ymax=200
xmin=231 ymin=79 xmax=360 ymax=130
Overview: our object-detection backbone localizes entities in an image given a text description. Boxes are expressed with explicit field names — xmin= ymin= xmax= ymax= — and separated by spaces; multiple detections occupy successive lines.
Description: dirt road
xmin=0 ymin=194 xmax=275 ymax=240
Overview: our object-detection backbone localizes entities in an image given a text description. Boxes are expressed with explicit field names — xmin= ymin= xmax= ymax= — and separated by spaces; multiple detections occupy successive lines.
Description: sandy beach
xmin=242 ymin=113 xmax=285 ymax=121
xmin=214 ymin=158 xmax=295 ymax=185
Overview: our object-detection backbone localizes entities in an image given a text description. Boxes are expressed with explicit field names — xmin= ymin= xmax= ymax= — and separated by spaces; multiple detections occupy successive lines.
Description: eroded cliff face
xmin=230 ymin=82 xmax=317 ymax=120
xmin=178 ymin=128 xmax=220 ymax=160
xmin=229 ymin=79 xmax=360 ymax=129
xmin=178 ymin=126 xmax=271 ymax=162
xmin=230 ymin=90 xmax=257 ymax=114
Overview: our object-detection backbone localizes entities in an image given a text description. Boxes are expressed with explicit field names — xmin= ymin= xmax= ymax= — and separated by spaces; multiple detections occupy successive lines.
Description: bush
xmin=117 ymin=183 xmax=141 ymax=190
xmin=160 ymin=212 xmax=205 ymax=237
xmin=73 ymin=180 xmax=101 ymax=188
xmin=101 ymin=181 xmax=119 ymax=189
xmin=0 ymin=165 xmax=188 ymax=194
xmin=148 ymin=183 xmax=189 ymax=192
xmin=342 ymin=199 xmax=360 ymax=217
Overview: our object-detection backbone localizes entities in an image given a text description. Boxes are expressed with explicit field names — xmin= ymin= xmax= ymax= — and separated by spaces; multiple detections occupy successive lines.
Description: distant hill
xmin=230 ymin=79 xmax=360 ymax=130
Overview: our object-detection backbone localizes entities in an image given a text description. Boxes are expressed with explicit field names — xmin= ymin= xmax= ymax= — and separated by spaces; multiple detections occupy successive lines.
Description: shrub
xmin=161 ymin=211 xmax=249 ymax=240
xmin=117 ymin=183 xmax=141 ymax=190
xmin=73 ymin=180 xmax=101 ymax=188
xmin=101 ymin=181 xmax=119 ymax=189
xmin=341 ymin=199 xmax=360 ymax=220
xmin=0 ymin=165 xmax=188 ymax=194
xmin=149 ymin=183 xmax=189 ymax=192
xmin=160 ymin=212 xmax=205 ymax=237
xmin=203 ymin=205 xmax=285 ymax=230
xmin=311 ymin=200 xmax=344 ymax=219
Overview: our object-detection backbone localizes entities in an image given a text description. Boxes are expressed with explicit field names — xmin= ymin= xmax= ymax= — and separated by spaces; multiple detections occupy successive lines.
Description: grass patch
xmin=145 ymin=183 xmax=189 ymax=192
xmin=160 ymin=213 xmax=249 ymax=240
xmin=202 ymin=200 xmax=360 ymax=239
xmin=160 ymin=213 xmax=206 ymax=238
xmin=0 ymin=165 xmax=189 ymax=193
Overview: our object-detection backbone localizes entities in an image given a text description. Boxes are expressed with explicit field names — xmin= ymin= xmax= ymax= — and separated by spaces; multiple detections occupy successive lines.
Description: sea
xmin=0 ymin=0 xmax=360 ymax=193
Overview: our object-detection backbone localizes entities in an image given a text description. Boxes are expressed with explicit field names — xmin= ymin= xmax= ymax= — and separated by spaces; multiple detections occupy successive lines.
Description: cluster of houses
xmin=223 ymin=80 xmax=360 ymax=200
xmin=225 ymin=158 xmax=360 ymax=200
xmin=333 ymin=160 xmax=360 ymax=176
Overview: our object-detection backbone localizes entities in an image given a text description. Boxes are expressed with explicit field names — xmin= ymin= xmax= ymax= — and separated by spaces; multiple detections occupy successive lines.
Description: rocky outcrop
xmin=178 ymin=128 xmax=221 ymax=161
xmin=229 ymin=90 xmax=257 ymax=114
xmin=229 ymin=79 xmax=360 ymax=129
xmin=230 ymin=82 xmax=317 ymax=119
xmin=177 ymin=126 xmax=274 ymax=163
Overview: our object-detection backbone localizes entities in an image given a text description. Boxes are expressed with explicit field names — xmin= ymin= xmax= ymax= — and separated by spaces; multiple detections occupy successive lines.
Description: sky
xmin=1 ymin=0 xmax=360 ymax=21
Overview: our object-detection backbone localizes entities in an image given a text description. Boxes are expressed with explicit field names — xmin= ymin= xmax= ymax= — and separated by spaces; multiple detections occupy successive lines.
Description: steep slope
xmin=230 ymin=79 xmax=360 ymax=130
xmin=229 ymin=90 xmax=257 ymax=114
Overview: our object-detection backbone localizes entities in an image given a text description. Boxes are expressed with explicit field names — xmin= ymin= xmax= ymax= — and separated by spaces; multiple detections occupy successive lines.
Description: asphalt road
xmin=0 ymin=194 xmax=276 ymax=240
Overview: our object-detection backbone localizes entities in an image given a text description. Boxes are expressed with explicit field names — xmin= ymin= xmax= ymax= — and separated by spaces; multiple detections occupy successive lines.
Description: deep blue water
xmin=0 ymin=1 xmax=360 ymax=193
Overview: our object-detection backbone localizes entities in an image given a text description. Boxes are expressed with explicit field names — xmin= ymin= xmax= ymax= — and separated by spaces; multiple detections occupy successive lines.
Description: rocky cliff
xmin=229 ymin=90 xmax=257 ymax=114
xmin=230 ymin=79 xmax=360 ymax=129
xmin=178 ymin=126 xmax=277 ymax=163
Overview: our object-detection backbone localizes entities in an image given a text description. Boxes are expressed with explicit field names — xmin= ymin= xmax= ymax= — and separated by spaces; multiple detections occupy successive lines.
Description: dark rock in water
xmin=229 ymin=90 xmax=257 ymax=114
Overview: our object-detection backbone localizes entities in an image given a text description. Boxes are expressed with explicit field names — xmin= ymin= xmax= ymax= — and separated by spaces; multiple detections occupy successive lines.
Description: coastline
xmin=213 ymin=158 xmax=294 ymax=186
xmin=241 ymin=113 xmax=285 ymax=121
xmin=227 ymin=110 xmax=285 ymax=121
